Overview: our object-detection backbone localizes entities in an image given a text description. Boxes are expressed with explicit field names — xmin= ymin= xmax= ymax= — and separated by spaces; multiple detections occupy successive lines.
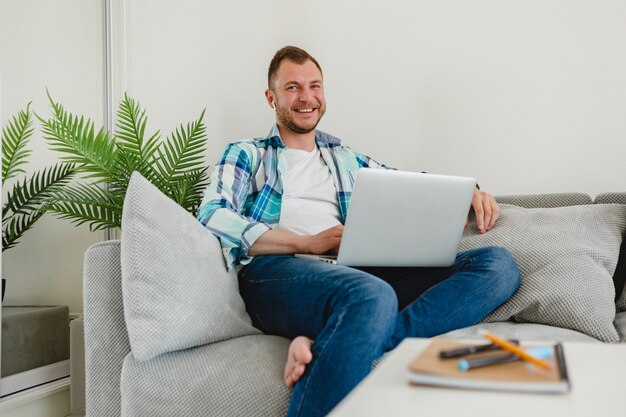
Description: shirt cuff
xmin=240 ymin=222 xmax=271 ymax=256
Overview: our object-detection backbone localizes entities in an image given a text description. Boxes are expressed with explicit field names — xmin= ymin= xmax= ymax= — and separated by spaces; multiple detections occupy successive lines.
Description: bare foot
xmin=284 ymin=336 xmax=314 ymax=388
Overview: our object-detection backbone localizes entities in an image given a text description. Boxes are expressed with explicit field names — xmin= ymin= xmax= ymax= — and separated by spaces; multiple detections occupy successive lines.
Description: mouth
xmin=294 ymin=108 xmax=316 ymax=114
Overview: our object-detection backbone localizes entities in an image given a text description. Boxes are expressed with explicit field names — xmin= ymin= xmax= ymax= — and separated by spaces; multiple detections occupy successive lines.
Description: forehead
xmin=275 ymin=59 xmax=323 ymax=85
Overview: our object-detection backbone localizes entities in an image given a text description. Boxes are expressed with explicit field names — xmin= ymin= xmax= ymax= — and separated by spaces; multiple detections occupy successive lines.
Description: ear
xmin=265 ymin=89 xmax=275 ymax=109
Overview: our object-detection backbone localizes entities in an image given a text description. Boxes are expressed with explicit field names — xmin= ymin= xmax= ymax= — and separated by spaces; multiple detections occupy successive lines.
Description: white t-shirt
xmin=278 ymin=147 xmax=342 ymax=235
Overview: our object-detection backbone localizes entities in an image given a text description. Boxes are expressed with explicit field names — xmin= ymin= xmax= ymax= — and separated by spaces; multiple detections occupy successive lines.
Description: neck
xmin=277 ymin=125 xmax=316 ymax=151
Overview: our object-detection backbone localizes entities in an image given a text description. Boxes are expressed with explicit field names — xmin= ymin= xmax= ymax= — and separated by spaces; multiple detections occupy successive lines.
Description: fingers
xmin=327 ymin=224 xmax=344 ymax=235
xmin=472 ymin=192 xmax=485 ymax=232
xmin=305 ymin=225 xmax=344 ymax=254
xmin=322 ymin=225 xmax=344 ymax=241
xmin=488 ymin=197 xmax=500 ymax=229
xmin=472 ymin=190 xmax=500 ymax=233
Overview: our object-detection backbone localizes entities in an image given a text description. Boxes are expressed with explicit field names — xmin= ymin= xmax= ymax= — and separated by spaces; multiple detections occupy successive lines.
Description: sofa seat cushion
xmin=442 ymin=321 xmax=601 ymax=343
xmin=120 ymin=334 xmax=291 ymax=417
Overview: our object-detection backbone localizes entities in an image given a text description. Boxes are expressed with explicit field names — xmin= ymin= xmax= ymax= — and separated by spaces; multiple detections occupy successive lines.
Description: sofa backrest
xmin=496 ymin=192 xmax=626 ymax=207
xmin=496 ymin=192 xmax=593 ymax=208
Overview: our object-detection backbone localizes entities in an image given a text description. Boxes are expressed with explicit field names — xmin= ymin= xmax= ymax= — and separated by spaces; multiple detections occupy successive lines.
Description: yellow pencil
xmin=479 ymin=330 xmax=550 ymax=370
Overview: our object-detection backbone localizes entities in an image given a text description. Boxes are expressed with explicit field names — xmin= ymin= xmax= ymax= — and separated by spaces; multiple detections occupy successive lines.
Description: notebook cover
xmin=407 ymin=339 xmax=570 ymax=394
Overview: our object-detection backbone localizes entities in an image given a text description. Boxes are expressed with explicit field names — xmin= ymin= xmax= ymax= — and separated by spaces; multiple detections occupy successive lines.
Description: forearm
xmin=248 ymin=229 xmax=307 ymax=256
xmin=249 ymin=225 xmax=344 ymax=257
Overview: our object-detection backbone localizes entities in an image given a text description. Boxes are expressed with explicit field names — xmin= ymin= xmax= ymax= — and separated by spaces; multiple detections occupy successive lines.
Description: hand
xmin=470 ymin=190 xmax=500 ymax=233
xmin=301 ymin=225 xmax=344 ymax=255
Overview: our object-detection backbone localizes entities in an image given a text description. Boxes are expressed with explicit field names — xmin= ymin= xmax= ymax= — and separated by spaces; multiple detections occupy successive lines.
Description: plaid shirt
xmin=197 ymin=124 xmax=388 ymax=269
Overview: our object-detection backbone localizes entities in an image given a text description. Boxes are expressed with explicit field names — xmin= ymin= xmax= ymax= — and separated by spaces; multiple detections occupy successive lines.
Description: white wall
xmin=123 ymin=0 xmax=626 ymax=196
xmin=2 ymin=0 xmax=625 ymax=314
xmin=1 ymin=0 xmax=104 ymax=313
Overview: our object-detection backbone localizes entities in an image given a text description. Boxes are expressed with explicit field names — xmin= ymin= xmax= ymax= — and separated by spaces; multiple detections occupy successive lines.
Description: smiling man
xmin=197 ymin=46 xmax=521 ymax=417
xmin=266 ymin=54 xmax=326 ymax=141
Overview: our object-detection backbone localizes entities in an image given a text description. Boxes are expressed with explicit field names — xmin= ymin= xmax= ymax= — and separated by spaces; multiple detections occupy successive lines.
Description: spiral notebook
xmin=407 ymin=339 xmax=571 ymax=394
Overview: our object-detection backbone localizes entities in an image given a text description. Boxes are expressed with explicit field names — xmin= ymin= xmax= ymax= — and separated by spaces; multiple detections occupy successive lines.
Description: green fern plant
xmin=2 ymin=103 xmax=76 ymax=251
xmin=38 ymin=92 xmax=210 ymax=231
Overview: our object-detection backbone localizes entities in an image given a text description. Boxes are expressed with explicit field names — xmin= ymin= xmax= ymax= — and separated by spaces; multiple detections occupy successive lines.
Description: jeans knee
xmin=483 ymin=246 xmax=521 ymax=298
xmin=341 ymin=277 xmax=398 ymax=333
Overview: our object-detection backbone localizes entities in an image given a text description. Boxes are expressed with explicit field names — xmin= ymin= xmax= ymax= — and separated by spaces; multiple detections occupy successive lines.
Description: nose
xmin=298 ymin=87 xmax=313 ymax=102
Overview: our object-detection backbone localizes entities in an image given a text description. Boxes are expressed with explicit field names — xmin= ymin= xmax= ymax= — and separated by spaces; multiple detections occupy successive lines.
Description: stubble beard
xmin=275 ymin=105 xmax=324 ymax=135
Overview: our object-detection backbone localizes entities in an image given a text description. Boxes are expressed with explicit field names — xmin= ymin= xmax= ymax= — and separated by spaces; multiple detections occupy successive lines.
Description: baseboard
xmin=0 ymin=377 xmax=70 ymax=413
xmin=1 ymin=360 xmax=70 ymax=398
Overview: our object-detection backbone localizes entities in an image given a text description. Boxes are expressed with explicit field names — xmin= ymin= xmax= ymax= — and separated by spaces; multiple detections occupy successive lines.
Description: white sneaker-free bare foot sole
xmin=284 ymin=336 xmax=314 ymax=388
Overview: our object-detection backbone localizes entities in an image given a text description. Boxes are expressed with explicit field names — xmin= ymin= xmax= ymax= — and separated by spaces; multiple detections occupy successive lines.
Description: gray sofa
xmin=78 ymin=182 xmax=626 ymax=417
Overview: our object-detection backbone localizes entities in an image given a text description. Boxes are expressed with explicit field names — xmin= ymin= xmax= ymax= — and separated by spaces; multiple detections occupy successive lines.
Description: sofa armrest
xmin=83 ymin=240 xmax=130 ymax=417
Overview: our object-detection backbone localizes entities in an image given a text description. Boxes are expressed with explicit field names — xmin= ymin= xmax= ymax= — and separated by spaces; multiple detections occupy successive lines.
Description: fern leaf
xmin=115 ymin=93 xmax=162 ymax=162
xmin=2 ymin=163 xmax=76 ymax=220
xmin=156 ymin=109 xmax=208 ymax=186
xmin=166 ymin=167 xmax=210 ymax=214
xmin=2 ymin=210 xmax=44 ymax=252
xmin=45 ymin=184 xmax=122 ymax=231
xmin=2 ymin=102 xmax=34 ymax=183
xmin=114 ymin=146 xmax=166 ymax=192
xmin=38 ymin=92 xmax=117 ymax=183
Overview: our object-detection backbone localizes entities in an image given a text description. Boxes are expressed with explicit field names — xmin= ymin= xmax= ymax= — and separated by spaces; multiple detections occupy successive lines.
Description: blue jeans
xmin=238 ymin=246 xmax=521 ymax=417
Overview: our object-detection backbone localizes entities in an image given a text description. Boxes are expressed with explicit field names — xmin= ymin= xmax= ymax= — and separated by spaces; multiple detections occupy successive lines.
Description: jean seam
xmin=293 ymin=309 xmax=345 ymax=417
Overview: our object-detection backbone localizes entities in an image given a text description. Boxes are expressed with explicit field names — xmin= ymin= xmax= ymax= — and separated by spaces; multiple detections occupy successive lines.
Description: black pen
xmin=439 ymin=339 xmax=519 ymax=359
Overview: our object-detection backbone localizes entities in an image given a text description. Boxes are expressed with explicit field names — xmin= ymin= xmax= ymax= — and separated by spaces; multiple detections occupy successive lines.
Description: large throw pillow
xmin=121 ymin=172 xmax=259 ymax=362
xmin=459 ymin=203 xmax=626 ymax=343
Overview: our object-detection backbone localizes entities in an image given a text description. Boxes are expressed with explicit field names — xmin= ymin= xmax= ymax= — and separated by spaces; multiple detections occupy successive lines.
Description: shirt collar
xmin=261 ymin=124 xmax=342 ymax=148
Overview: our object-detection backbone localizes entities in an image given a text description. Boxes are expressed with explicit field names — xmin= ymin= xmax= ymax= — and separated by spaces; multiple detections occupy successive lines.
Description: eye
xmin=286 ymin=85 xmax=298 ymax=91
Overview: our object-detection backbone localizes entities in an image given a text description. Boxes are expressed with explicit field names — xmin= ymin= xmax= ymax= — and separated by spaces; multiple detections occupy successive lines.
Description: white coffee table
xmin=329 ymin=338 xmax=625 ymax=417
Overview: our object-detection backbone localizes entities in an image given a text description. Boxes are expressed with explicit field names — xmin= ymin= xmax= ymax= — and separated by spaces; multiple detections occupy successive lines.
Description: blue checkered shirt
xmin=197 ymin=125 xmax=389 ymax=269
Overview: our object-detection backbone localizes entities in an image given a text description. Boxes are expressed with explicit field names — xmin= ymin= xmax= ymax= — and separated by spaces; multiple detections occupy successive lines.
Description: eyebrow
xmin=284 ymin=79 xmax=323 ymax=86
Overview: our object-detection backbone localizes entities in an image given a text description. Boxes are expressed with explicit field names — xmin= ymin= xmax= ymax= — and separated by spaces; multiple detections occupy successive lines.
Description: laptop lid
xmin=336 ymin=169 xmax=476 ymax=267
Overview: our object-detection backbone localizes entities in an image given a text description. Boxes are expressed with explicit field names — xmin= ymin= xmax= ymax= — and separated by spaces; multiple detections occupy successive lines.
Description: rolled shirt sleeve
xmin=197 ymin=144 xmax=270 ymax=270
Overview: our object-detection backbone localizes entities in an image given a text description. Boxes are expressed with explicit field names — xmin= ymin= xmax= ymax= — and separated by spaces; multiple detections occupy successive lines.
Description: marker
xmin=458 ymin=354 xmax=518 ymax=371
xmin=458 ymin=347 xmax=554 ymax=372
xmin=479 ymin=330 xmax=550 ymax=370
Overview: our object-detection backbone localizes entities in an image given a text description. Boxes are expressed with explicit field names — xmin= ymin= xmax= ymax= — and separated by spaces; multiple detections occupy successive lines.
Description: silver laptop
xmin=295 ymin=169 xmax=476 ymax=267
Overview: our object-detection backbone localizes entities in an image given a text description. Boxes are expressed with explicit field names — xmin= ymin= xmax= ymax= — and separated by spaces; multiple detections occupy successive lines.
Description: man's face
xmin=266 ymin=59 xmax=326 ymax=135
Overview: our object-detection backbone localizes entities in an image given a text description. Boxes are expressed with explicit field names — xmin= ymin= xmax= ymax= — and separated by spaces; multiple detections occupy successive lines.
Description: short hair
xmin=267 ymin=46 xmax=323 ymax=90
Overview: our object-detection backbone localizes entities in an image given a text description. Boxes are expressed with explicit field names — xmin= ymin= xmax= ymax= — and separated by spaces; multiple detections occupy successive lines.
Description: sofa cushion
xmin=459 ymin=203 xmax=626 ymax=343
xmin=614 ymin=237 xmax=626 ymax=310
xmin=594 ymin=192 xmax=626 ymax=306
xmin=120 ymin=334 xmax=291 ymax=417
xmin=121 ymin=172 xmax=259 ymax=361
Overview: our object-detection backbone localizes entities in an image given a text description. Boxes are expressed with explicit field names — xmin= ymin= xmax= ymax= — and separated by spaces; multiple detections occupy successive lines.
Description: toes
xmin=283 ymin=336 xmax=314 ymax=388
xmin=295 ymin=348 xmax=313 ymax=365
xmin=293 ymin=364 xmax=305 ymax=379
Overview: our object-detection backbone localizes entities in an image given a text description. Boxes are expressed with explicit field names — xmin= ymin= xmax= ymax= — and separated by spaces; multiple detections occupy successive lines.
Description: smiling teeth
xmin=296 ymin=108 xmax=314 ymax=113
